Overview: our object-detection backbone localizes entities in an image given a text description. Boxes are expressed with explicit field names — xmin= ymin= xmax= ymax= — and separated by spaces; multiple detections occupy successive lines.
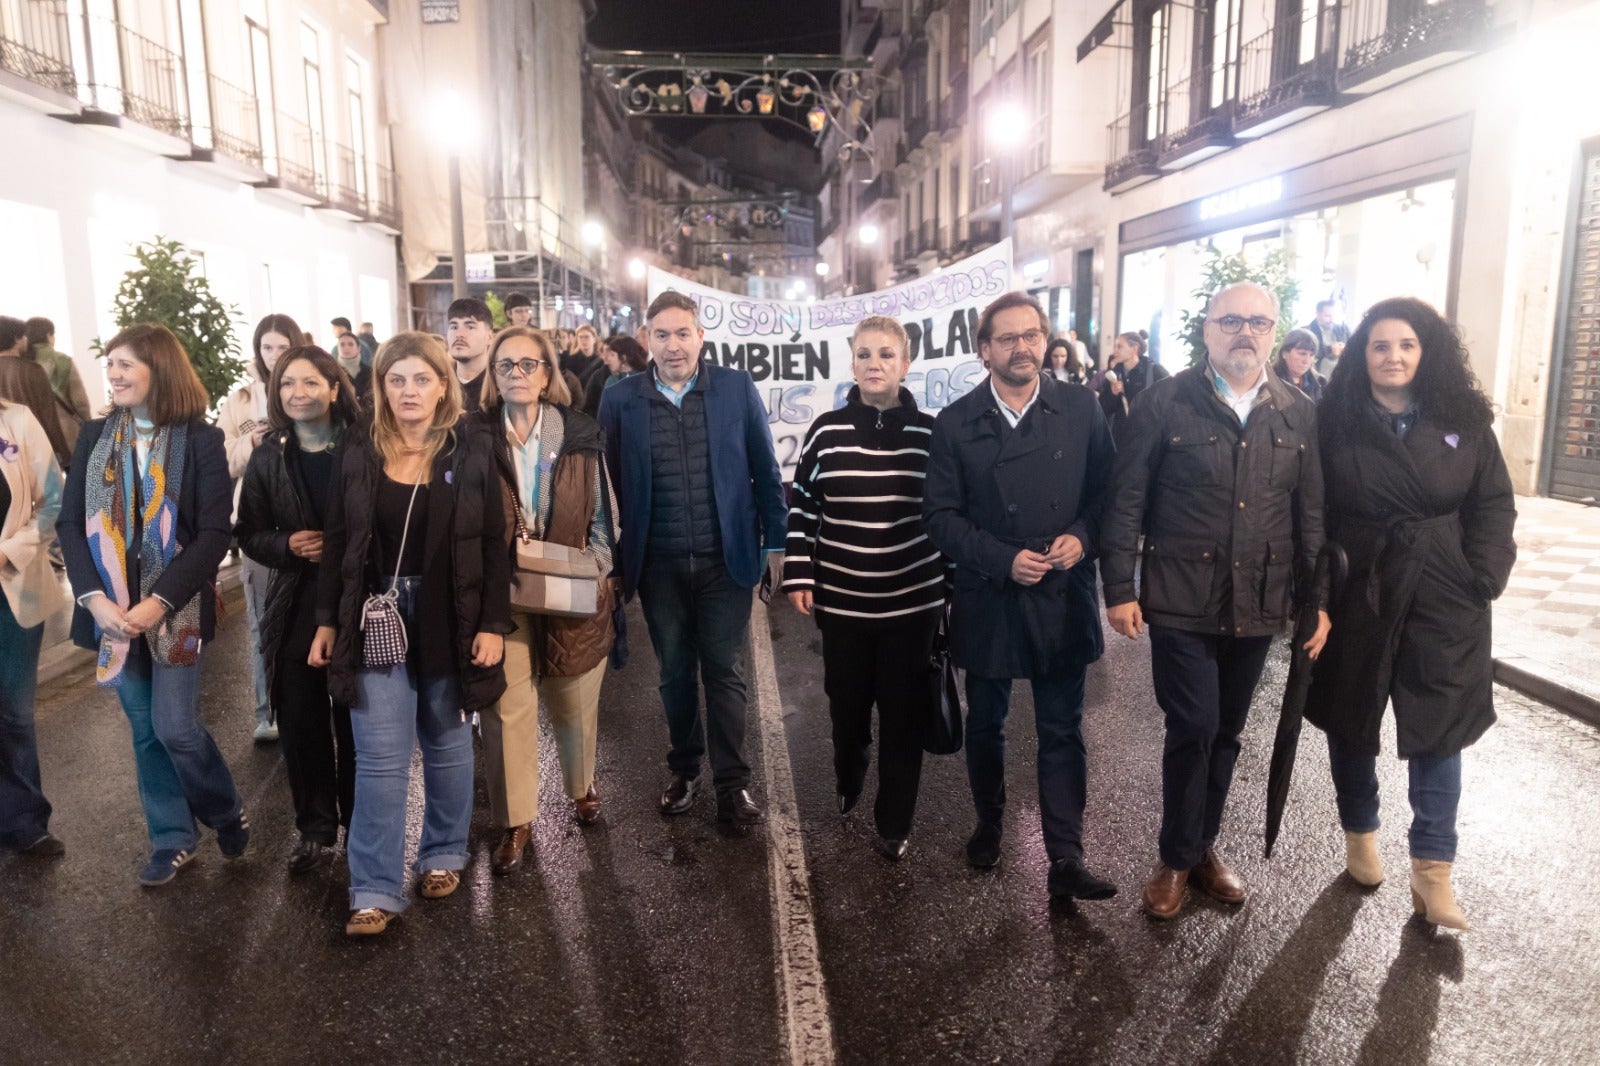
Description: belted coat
xmin=1304 ymin=406 xmax=1517 ymax=758
xmin=922 ymin=373 xmax=1113 ymax=679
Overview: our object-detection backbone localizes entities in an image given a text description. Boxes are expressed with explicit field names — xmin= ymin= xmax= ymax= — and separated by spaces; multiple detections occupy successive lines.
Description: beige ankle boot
xmin=1409 ymin=858 xmax=1469 ymax=930
xmin=1344 ymin=830 xmax=1384 ymax=887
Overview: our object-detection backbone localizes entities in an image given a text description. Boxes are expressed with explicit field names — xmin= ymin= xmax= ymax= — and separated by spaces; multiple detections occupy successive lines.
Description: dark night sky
xmin=588 ymin=0 xmax=839 ymax=53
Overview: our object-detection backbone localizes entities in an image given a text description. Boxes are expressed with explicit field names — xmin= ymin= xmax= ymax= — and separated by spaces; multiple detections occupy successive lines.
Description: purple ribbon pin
xmin=1444 ymin=433 xmax=1460 ymax=449
xmin=444 ymin=469 xmax=454 ymax=484
xmin=0 ymin=436 xmax=17 ymax=461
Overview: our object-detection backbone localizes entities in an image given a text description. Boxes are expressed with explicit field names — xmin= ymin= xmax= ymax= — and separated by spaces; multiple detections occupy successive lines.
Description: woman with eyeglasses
xmin=308 ymin=332 xmax=510 ymax=936
xmin=235 ymin=346 xmax=361 ymax=875
xmin=1098 ymin=331 xmax=1169 ymax=442
xmin=221 ymin=313 xmax=301 ymax=744
xmin=478 ymin=327 xmax=617 ymax=876
xmin=57 ymin=324 xmax=249 ymax=886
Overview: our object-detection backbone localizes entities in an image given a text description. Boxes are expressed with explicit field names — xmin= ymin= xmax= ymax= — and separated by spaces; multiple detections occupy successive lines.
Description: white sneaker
xmin=252 ymin=720 xmax=279 ymax=742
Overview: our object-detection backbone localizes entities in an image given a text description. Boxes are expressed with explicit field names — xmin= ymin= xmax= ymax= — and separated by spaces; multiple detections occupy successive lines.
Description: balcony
xmin=861 ymin=170 xmax=896 ymax=209
xmin=0 ymin=0 xmax=76 ymax=109
xmin=187 ymin=74 xmax=265 ymax=181
xmin=1339 ymin=0 xmax=1489 ymax=94
xmin=67 ymin=19 xmax=190 ymax=153
xmin=936 ymin=71 xmax=968 ymax=135
xmin=1154 ymin=72 xmax=1234 ymax=170
xmin=1104 ymin=108 xmax=1160 ymax=193
xmin=1234 ymin=8 xmax=1339 ymax=138
xmin=321 ymin=142 xmax=366 ymax=220
xmin=257 ymin=110 xmax=324 ymax=205
xmin=951 ymin=217 xmax=999 ymax=254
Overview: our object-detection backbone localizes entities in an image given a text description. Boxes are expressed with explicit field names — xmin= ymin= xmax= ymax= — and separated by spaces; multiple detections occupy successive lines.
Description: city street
xmin=2 ymin=595 xmax=1597 ymax=1065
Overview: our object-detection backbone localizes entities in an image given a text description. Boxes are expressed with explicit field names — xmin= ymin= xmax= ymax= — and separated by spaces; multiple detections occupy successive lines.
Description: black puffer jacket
xmin=646 ymin=380 xmax=721 ymax=558
xmin=1101 ymin=366 xmax=1325 ymax=637
xmin=235 ymin=430 xmax=337 ymax=715
xmin=316 ymin=419 xmax=513 ymax=712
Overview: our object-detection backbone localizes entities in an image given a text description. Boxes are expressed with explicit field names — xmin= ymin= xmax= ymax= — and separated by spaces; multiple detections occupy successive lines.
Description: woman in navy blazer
xmin=57 ymin=324 xmax=247 ymax=887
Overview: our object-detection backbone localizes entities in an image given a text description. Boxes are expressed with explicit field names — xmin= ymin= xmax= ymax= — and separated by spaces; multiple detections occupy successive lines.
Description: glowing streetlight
xmin=582 ymin=219 xmax=604 ymax=246
xmin=986 ymin=99 xmax=1028 ymax=243
xmin=858 ymin=223 xmax=880 ymax=246
xmin=815 ymin=261 xmax=830 ymax=277
xmin=627 ymin=257 xmax=647 ymax=280
xmin=431 ymin=89 xmax=479 ymax=299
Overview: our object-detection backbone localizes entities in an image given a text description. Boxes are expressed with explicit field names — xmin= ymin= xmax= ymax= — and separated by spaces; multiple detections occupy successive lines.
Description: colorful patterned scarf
xmin=83 ymin=409 xmax=202 ymax=685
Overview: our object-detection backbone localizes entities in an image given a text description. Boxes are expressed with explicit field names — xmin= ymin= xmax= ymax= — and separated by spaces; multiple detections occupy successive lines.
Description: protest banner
xmin=647 ymin=240 xmax=1013 ymax=477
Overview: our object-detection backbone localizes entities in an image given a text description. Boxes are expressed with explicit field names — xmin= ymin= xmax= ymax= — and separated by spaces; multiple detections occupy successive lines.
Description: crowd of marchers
xmin=0 ymin=280 xmax=1513 ymax=938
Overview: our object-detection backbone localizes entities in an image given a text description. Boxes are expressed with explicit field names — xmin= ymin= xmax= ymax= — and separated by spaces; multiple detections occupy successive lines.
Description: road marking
xmin=750 ymin=599 xmax=836 ymax=1065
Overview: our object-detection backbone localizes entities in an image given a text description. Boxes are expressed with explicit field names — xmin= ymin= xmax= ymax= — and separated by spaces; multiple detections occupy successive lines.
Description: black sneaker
xmin=966 ymin=822 xmax=1002 ymax=869
xmin=139 ymin=848 xmax=195 ymax=886
xmin=217 ymin=812 xmax=251 ymax=859
xmin=21 ymin=833 xmax=65 ymax=858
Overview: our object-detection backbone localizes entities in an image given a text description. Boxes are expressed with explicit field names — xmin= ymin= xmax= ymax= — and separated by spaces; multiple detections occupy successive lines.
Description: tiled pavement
xmin=1498 ymin=495 xmax=1600 ymax=648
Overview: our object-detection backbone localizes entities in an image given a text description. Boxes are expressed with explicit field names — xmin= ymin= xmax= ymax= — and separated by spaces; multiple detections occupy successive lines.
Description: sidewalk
xmin=1492 ymin=495 xmax=1600 ymax=726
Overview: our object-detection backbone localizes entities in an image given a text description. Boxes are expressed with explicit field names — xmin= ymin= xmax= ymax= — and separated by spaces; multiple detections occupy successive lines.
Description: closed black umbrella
xmin=1265 ymin=542 xmax=1348 ymax=858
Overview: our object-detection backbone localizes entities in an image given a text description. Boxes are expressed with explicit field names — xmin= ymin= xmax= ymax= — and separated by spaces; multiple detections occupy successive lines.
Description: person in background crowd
xmin=568 ymin=325 xmax=607 ymax=418
xmin=446 ymin=298 xmax=496 ymax=413
xmin=23 ymin=318 xmax=91 ymax=449
xmin=1306 ymin=300 xmax=1349 ymax=379
xmin=598 ymin=291 xmax=787 ymax=825
xmin=309 ymin=332 xmax=509 ymax=937
xmin=1102 ymin=282 xmax=1328 ymax=922
xmin=1045 ymin=337 xmax=1089 ymax=385
xmin=504 ymin=293 xmax=535 ymax=329
xmin=235 ymin=346 xmax=361 ymax=876
xmin=1098 ymin=330 xmax=1169 ymax=443
xmin=1274 ymin=328 xmax=1325 ymax=403
xmin=601 ymin=335 xmax=649 ymax=391
xmin=784 ymin=316 xmax=945 ymax=862
xmin=923 ymin=292 xmax=1119 ymax=900
xmin=219 ymin=313 xmax=300 ymax=743
xmin=358 ymin=322 xmax=378 ymax=361
xmin=0 ymin=340 xmax=73 ymax=470
xmin=335 ymin=330 xmax=372 ymax=407
xmin=57 ymin=324 xmax=249 ymax=887
xmin=1304 ymin=297 xmax=1516 ymax=931
xmin=0 ymin=395 xmax=68 ymax=858
xmin=480 ymin=327 xmax=617 ymax=876
xmin=1068 ymin=328 xmax=1094 ymax=372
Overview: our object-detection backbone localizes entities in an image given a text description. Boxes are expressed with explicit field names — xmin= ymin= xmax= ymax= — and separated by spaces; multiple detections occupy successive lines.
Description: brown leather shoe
xmin=1143 ymin=863 xmax=1189 ymax=920
xmin=575 ymin=785 xmax=601 ymax=826
xmin=491 ymin=824 xmax=532 ymax=877
xmin=1190 ymin=848 xmax=1247 ymax=904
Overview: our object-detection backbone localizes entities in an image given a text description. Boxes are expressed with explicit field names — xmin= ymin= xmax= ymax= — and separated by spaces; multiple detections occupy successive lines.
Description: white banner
xmin=647 ymin=240 xmax=1013 ymax=477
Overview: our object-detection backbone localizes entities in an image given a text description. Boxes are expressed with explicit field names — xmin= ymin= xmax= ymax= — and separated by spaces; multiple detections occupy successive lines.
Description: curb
xmin=1493 ymin=653 xmax=1600 ymax=730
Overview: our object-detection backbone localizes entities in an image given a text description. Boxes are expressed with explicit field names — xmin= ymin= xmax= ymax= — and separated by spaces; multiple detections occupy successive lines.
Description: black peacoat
xmin=1304 ymin=406 xmax=1517 ymax=759
xmin=923 ymin=373 xmax=1113 ymax=679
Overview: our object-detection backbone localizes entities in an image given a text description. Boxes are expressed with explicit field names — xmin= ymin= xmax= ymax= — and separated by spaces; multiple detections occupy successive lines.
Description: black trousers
xmin=1149 ymin=625 xmax=1273 ymax=870
xmin=637 ymin=556 xmax=752 ymax=793
xmin=817 ymin=611 xmax=938 ymax=839
xmin=275 ymin=585 xmax=355 ymax=844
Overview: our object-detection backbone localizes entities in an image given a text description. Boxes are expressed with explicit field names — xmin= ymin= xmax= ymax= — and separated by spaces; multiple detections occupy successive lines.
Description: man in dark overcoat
xmin=923 ymin=291 xmax=1118 ymax=902
xmin=1102 ymin=282 xmax=1328 ymax=920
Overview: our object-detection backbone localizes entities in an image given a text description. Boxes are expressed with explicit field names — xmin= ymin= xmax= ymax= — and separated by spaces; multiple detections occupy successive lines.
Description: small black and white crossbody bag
xmin=360 ymin=475 xmax=423 ymax=669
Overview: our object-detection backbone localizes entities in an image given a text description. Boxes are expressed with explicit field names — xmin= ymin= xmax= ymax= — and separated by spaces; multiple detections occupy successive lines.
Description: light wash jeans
xmin=346 ymin=577 xmax=473 ymax=912
xmin=241 ymin=556 xmax=272 ymax=726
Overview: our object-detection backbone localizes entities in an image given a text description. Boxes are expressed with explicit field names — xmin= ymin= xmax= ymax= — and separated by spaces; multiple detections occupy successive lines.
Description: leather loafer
xmin=286 ymin=838 xmax=332 ymax=876
xmin=716 ymin=788 xmax=764 ymax=825
xmin=659 ymin=773 xmax=699 ymax=815
xmin=575 ymin=785 xmax=601 ymax=825
xmin=877 ymin=836 xmax=909 ymax=862
xmin=966 ymin=822 xmax=1002 ymax=869
xmin=1143 ymin=862 xmax=1189 ymax=920
xmin=491 ymin=823 xmax=532 ymax=876
xmin=1190 ymin=848 xmax=1247 ymax=904
xmin=1047 ymin=859 xmax=1118 ymax=901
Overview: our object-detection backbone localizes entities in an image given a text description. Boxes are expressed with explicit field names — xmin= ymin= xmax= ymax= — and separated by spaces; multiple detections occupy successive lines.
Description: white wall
xmin=0 ymin=104 xmax=397 ymax=404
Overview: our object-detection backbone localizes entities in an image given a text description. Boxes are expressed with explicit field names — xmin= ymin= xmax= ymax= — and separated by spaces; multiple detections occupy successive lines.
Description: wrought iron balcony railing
xmin=204 ymin=73 xmax=263 ymax=168
xmin=1234 ymin=4 xmax=1339 ymax=134
xmin=114 ymin=20 xmax=188 ymax=137
xmin=0 ymin=0 xmax=75 ymax=96
xmin=1340 ymin=0 xmax=1489 ymax=89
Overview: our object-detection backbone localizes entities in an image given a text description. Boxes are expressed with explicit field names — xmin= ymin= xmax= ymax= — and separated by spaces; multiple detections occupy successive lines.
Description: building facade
xmin=0 ymin=0 xmax=401 ymax=400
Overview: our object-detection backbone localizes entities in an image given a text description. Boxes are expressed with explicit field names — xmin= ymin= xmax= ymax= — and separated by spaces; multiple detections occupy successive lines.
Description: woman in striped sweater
xmin=783 ymin=315 xmax=946 ymax=862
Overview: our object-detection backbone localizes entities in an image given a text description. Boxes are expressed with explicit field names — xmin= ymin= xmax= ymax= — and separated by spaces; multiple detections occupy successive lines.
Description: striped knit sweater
xmin=782 ymin=387 xmax=947 ymax=622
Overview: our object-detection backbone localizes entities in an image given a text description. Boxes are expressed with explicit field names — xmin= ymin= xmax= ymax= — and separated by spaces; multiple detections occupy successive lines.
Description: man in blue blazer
xmin=597 ymin=291 xmax=787 ymax=825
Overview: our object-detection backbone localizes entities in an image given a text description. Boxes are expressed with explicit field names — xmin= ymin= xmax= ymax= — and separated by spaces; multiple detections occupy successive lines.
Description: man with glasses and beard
xmin=1101 ymin=282 xmax=1328 ymax=921
xmin=923 ymin=291 xmax=1119 ymax=902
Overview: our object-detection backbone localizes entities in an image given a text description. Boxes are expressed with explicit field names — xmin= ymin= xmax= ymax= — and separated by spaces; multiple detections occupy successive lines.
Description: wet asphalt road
xmin=2 ymin=595 xmax=1598 ymax=1066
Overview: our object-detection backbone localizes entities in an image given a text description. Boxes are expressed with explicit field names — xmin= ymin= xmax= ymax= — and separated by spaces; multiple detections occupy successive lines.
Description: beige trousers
xmin=481 ymin=611 xmax=606 ymax=827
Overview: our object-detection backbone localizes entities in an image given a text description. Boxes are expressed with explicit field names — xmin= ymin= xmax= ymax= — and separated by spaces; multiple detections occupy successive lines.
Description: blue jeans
xmin=1326 ymin=733 xmax=1462 ymax=862
xmin=347 ymin=577 xmax=472 ymax=912
xmin=0 ymin=589 xmax=50 ymax=850
xmin=964 ymin=660 xmax=1091 ymax=865
xmin=117 ymin=643 xmax=243 ymax=852
xmin=241 ymin=557 xmax=271 ymax=726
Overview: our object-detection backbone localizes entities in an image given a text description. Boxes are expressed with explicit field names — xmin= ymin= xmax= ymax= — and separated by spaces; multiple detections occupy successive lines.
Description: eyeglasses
xmin=989 ymin=329 xmax=1046 ymax=351
xmin=1211 ymin=314 xmax=1277 ymax=336
xmin=494 ymin=358 xmax=548 ymax=378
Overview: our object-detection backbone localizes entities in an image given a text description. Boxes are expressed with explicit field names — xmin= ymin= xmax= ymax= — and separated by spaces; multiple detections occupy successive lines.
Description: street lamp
xmin=815 ymin=261 xmax=830 ymax=277
xmin=582 ymin=219 xmax=604 ymax=246
xmin=858 ymin=222 xmax=880 ymax=245
xmin=431 ymin=90 xmax=478 ymax=299
xmin=987 ymin=100 xmax=1027 ymax=244
xmin=628 ymin=257 xmax=647 ymax=280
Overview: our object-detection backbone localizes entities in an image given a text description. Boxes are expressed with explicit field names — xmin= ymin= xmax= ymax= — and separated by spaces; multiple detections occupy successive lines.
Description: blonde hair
xmin=850 ymin=315 xmax=911 ymax=360
xmin=370 ymin=332 xmax=461 ymax=476
xmin=479 ymin=327 xmax=572 ymax=408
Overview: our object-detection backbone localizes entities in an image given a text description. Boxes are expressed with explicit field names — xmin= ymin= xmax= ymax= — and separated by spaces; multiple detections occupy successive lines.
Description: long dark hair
xmin=252 ymin=313 xmax=303 ymax=384
xmin=265 ymin=346 xmax=361 ymax=432
xmin=1323 ymin=297 xmax=1494 ymax=438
